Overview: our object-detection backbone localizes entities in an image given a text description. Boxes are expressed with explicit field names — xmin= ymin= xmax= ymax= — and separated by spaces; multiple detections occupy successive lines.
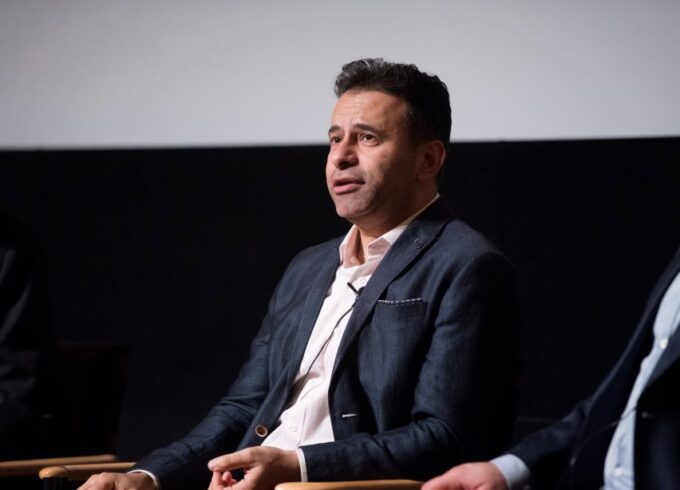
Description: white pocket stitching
xmin=377 ymin=298 xmax=424 ymax=305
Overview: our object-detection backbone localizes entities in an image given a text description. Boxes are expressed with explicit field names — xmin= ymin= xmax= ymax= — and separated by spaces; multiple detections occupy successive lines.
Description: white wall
xmin=1 ymin=0 xmax=679 ymax=148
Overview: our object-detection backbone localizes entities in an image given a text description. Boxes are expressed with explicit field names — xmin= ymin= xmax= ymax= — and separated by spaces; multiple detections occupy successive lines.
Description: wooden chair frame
xmin=35 ymin=461 xmax=421 ymax=490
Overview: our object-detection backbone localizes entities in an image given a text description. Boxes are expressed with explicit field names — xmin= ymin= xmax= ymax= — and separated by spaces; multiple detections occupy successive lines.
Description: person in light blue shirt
xmin=423 ymin=245 xmax=680 ymax=490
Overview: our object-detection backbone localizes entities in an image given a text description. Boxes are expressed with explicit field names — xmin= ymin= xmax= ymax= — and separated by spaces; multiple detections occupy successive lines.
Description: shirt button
xmin=614 ymin=466 xmax=624 ymax=477
xmin=255 ymin=424 xmax=268 ymax=438
xmin=290 ymin=424 xmax=298 ymax=432
xmin=659 ymin=337 xmax=669 ymax=349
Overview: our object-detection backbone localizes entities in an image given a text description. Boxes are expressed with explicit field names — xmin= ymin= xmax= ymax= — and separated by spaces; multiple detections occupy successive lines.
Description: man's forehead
xmin=330 ymin=89 xmax=407 ymax=130
xmin=335 ymin=89 xmax=406 ymax=111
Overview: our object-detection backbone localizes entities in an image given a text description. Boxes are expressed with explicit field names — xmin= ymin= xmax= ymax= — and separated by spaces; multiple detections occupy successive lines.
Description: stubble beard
xmin=332 ymin=187 xmax=378 ymax=223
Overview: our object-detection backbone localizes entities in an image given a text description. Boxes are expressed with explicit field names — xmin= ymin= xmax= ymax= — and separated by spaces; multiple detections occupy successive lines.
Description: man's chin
xmin=334 ymin=207 xmax=365 ymax=223
xmin=331 ymin=199 xmax=375 ymax=225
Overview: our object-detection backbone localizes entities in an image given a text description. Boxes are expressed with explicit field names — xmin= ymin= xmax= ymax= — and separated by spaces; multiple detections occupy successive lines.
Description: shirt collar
xmin=338 ymin=194 xmax=440 ymax=267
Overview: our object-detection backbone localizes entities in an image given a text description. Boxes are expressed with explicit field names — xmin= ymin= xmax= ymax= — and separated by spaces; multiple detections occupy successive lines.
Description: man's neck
xmin=352 ymin=193 xmax=439 ymax=265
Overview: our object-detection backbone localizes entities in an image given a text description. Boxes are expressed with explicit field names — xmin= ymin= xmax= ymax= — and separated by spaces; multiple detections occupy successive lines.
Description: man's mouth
xmin=332 ymin=178 xmax=363 ymax=194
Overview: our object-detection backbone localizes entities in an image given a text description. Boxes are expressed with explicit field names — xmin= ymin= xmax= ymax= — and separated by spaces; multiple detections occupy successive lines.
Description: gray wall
xmin=2 ymin=0 xmax=680 ymax=148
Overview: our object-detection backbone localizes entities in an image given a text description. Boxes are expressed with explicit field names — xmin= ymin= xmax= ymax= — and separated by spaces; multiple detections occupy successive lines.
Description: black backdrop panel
xmin=0 ymin=137 xmax=678 ymax=457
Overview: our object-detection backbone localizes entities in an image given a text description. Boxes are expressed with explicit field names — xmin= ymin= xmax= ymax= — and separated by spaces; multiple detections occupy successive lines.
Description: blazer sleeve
xmin=301 ymin=250 xmax=522 ymax=481
xmin=508 ymin=398 xmax=593 ymax=487
xmin=133 ymin=287 xmax=278 ymax=489
xmin=133 ymin=242 xmax=335 ymax=490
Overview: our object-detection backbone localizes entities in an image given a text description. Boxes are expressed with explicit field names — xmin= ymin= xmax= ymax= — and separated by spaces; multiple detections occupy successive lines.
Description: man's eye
xmin=359 ymin=134 xmax=377 ymax=143
xmin=329 ymin=136 xmax=341 ymax=144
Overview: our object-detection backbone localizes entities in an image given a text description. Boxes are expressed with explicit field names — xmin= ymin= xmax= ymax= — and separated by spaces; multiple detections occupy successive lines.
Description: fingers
xmin=76 ymin=471 xmax=155 ymax=490
xmin=207 ymin=447 xmax=299 ymax=490
xmin=77 ymin=473 xmax=112 ymax=490
xmin=422 ymin=462 xmax=509 ymax=490
xmin=221 ymin=470 xmax=236 ymax=486
xmin=422 ymin=472 xmax=462 ymax=490
xmin=208 ymin=467 xmax=259 ymax=490
xmin=209 ymin=471 xmax=226 ymax=490
xmin=209 ymin=469 xmax=240 ymax=490
xmin=209 ymin=448 xmax=256 ymax=472
xmin=228 ymin=470 xmax=261 ymax=490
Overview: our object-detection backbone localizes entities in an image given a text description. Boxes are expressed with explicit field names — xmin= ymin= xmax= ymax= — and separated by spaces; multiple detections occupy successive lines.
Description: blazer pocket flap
xmin=374 ymin=298 xmax=426 ymax=319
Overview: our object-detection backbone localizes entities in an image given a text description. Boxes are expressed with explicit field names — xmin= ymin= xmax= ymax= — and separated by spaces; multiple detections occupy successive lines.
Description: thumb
xmin=209 ymin=449 xmax=253 ymax=472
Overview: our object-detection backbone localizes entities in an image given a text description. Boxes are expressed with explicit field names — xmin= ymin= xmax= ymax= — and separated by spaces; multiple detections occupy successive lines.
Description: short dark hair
xmin=334 ymin=58 xmax=451 ymax=148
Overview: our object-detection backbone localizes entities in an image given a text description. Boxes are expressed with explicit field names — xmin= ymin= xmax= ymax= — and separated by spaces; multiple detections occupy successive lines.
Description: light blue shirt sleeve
xmin=491 ymin=454 xmax=532 ymax=490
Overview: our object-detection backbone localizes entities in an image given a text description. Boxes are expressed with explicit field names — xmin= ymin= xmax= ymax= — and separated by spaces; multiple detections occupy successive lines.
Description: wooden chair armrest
xmin=0 ymin=454 xmax=119 ymax=478
xmin=39 ymin=462 xmax=136 ymax=481
xmin=276 ymin=480 xmax=422 ymax=490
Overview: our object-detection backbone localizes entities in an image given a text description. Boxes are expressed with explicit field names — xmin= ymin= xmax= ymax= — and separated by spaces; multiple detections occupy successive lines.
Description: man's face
xmin=326 ymin=89 xmax=423 ymax=234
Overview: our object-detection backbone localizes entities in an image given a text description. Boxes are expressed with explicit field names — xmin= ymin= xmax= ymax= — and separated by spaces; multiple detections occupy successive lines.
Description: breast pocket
xmin=374 ymin=298 xmax=426 ymax=320
xmin=368 ymin=298 xmax=428 ymax=344
xmin=359 ymin=298 xmax=429 ymax=410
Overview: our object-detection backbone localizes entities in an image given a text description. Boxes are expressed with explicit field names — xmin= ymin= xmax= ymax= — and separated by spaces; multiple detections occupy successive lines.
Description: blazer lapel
xmin=283 ymin=244 xmax=340 ymax=388
xmin=331 ymin=199 xmax=453 ymax=377
xmin=642 ymin=247 xmax=680 ymax=388
xmin=638 ymin=247 xmax=680 ymax=337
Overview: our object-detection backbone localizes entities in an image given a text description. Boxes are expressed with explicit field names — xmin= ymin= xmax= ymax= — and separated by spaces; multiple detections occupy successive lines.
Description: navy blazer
xmin=511 ymin=246 xmax=680 ymax=489
xmin=136 ymin=199 xmax=521 ymax=490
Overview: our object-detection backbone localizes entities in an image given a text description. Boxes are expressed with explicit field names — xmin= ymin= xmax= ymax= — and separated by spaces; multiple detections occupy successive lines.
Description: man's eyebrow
xmin=328 ymin=123 xmax=383 ymax=136
xmin=353 ymin=123 xmax=381 ymax=133
xmin=328 ymin=123 xmax=382 ymax=134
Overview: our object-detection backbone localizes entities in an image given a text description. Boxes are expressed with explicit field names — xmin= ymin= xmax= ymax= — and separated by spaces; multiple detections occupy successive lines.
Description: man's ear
xmin=416 ymin=140 xmax=446 ymax=182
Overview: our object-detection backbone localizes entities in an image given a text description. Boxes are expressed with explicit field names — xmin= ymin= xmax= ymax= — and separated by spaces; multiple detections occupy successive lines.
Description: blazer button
xmin=255 ymin=424 xmax=268 ymax=438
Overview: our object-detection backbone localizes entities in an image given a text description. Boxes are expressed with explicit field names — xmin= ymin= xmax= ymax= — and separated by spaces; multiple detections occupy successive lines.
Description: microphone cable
xmin=289 ymin=282 xmax=364 ymax=398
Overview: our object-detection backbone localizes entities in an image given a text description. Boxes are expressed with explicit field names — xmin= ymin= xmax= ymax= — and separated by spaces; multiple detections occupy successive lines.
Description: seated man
xmin=81 ymin=58 xmax=521 ymax=490
xmin=423 ymin=245 xmax=680 ymax=489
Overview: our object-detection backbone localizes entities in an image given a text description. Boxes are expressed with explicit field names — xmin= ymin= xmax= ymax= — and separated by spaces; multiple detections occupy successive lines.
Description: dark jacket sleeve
xmin=131 ymin=241 xmax=332 ymax=490
xmin=133 ymin=290 xmax=277 ymax=489
xmin=509 ymin=398 xmax=594 ymax=488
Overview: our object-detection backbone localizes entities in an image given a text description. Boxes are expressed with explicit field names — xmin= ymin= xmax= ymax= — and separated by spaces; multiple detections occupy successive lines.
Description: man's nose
xmin=329 ymin=140 xmax=358 ymax=170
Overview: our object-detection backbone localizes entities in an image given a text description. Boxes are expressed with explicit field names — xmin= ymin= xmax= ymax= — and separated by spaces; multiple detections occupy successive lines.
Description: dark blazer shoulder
xmin=439 ymin=218 xmax=503 ymax=257
xmin=288 ymin=236 xmax=343 ymax=269
xmin=266 ymin=236 xmax=343 ymax=312
xmin=418 ymin=197 xmax=502 ymax=253
xmin=411 ymin=199 xmax=508 ymax=272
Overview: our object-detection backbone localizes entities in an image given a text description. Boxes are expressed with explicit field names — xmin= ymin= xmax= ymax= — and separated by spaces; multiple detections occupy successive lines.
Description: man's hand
xmin=421 ymin=463 xmax=509 ymax=490
xmin=77 ymin=471 xmax=155 ymax=490
xmin=207 ymin=447 xmax=300 ymax=490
